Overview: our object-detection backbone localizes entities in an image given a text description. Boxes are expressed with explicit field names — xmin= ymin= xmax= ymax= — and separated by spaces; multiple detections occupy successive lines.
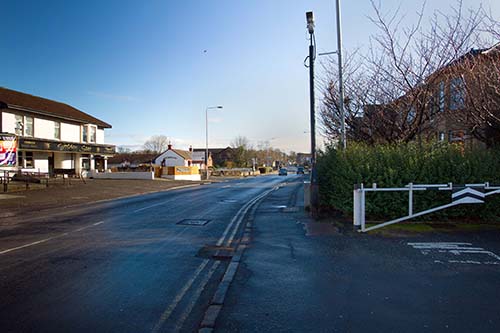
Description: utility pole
xmin=336 ymin=0 xmax=346 ymax=149
xmin=306 ymin=11 xmax=319 ymax=217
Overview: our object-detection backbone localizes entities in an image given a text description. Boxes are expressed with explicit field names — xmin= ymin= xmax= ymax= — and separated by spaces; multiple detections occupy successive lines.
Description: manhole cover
xmin=177 ymin=219 xmax=210 ymax=226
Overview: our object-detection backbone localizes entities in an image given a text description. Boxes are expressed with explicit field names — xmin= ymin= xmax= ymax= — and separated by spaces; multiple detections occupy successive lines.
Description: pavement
xmin=216 ymin=177 xmax=500 ymax=333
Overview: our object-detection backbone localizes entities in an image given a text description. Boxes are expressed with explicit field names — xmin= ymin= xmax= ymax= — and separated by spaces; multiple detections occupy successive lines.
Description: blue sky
xmin=1 ymin=0 xmax=499 ymax=152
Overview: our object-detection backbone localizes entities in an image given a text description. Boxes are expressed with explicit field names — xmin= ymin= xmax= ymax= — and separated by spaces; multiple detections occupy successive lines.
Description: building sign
xmin=19 ymin=138 xmax=115 ymax=154
xmin=0 ymin=133 xmax=17 ymax=167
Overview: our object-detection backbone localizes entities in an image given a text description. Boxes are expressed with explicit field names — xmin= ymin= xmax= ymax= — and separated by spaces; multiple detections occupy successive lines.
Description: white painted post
xmin=360 ymin=183 xmax=366 ymax=231
xmin=408 ymin=182 xmax=413 ymax=216
xmin=353 ymin=186 xmax=361 ymax=229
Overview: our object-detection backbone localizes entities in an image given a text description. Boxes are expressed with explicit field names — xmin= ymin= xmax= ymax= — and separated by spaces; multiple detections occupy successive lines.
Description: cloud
xmin=87 ymin=91 xmax=139 ymax=102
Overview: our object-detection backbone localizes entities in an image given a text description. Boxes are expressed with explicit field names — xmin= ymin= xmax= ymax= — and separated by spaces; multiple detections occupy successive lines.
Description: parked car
xmin=297 ymin=166 xmax=304 ymax=174
xmin=278 ymin=168 xmax=288 ymax=176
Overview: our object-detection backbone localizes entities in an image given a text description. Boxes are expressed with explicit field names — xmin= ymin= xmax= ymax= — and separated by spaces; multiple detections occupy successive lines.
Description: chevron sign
xmin=452 ymin=188 xmax=485 ymax=204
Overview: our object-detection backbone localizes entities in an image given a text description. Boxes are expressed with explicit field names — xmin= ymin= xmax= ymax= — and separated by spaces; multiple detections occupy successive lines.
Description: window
xmin=90 ymin=126 xmax=96 ymax=143
xmin=25 ymin=116 xmax=34 ymax=136
xmin=81 ymin=155 xmax=90 ymax=170
xmin=438 ymin=132 xmax=445 ymax=141
xmin=54 ymin=122 xmax=61 ymax=139
xmin=15 ymin=115 xmax=23 ymax=135
xmin=82 ymin=126 xmax=88 ymax=142
xmin=449 ymin=77 xmax=465 ymax=111
xmin=429 ymin=94 xmax=440 ymax=119
xmin=18 ymin=153 xmax=23 ymax=167
xmin=25 ymin=151 xmax=34 ymax=168
xmin=438 ymin=81 xmax=445 ymax=112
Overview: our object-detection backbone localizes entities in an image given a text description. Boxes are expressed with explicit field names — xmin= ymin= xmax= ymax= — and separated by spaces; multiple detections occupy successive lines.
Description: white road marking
xmin=152 ymin=184 xmax=278 ymax=332
xmin=0 ymin=238 xmax=53 ymax=255
xmin=408 ymin=242 xmax=500 ymax=265
xmin=151 ymin=259 xmax=211 ymax=333
xmin=133 ymin=202 xmax=167 ymax=213
xmin=0 ymin=221 xmax=105 ymax=255
xmin=174 ymin=261 xmax=222 ymax=332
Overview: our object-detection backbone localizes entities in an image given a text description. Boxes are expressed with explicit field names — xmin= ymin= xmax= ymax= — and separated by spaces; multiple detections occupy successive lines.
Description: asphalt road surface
xmin=216 ymin=179 xmax=500 ymax=333
xmin=3 ymin=174 xmax=500 ymax=333
xmin=0 ymin=175 xmax=290 ymax=333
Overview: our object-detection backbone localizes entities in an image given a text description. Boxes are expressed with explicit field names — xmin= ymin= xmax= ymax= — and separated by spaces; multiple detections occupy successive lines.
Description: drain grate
xmin=197 ymin=245 xmax=235 ymax=260
xmin=177 ymin=219 xmax=211 ymax=226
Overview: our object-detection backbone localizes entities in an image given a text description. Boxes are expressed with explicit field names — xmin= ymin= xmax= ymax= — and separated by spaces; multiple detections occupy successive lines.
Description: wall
xmin=55 ymin=153 xmax=74 ymax=169
xmin=96 ymin=128 xmax=104 ymax=144
xmin=155 ymin=150 xmax=188 ymax=167
xmin=1 ymin=112 xmax=16 ymax=133
xmin=34 ymin=118 xmax=55 ymax=140
xmin=61 ymin=123 xmax=81 ymax=142
xmin=1 ymin=110 xmax=104 ymax=145
xmin=90 ymin=171 xmax=155 ymax=180
xmin=162 ymin=174 xmax=201 ymax=181
xmin=33 ymin=152 xmax=49 ymax=173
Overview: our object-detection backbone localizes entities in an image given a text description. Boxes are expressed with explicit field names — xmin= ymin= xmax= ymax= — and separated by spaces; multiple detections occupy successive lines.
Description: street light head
xmin=306 ymin=11 xmax=314 ymax=34
xmin=217 ymin=106 xmax=223 ymax=109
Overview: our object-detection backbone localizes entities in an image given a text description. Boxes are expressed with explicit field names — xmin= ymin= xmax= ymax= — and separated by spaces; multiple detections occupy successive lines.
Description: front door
xmin=48 ymin=154 xmax=55 ymax=176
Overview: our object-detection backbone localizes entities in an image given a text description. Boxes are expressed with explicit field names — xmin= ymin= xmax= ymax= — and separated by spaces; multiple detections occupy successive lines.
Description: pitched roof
xmin=172 ymin=149 xmax=192 ymax=160
xmin=192 ymin=147 xmax=232 ymax=154
xmin=0 ymin=86 xmax=111 ymax=128
xmin=108 ymin=153 xmax=157 ymax=164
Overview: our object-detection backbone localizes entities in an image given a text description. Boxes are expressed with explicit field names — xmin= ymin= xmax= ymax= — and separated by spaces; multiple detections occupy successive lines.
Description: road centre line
xmin=0 ymin=221 xmax=105 ymax=256
xmin=0 ymin=238 xmax=53 ymax=255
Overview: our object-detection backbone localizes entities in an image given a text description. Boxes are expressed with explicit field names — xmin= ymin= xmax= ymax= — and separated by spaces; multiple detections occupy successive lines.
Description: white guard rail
xmin=353 ymin=182 xmax=500 ymax=232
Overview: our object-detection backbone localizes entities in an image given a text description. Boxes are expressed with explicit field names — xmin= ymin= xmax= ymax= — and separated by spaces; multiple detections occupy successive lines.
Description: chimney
xmin=189 ymin=145 xmax=193 ymax=152
xmin=168 ymin=141 xmax=172 ymax=150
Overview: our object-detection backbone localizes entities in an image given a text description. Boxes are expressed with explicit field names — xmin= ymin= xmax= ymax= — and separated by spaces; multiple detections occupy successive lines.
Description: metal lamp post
xmin=205 ymin=105 xmax=223 ymax=180
xmin=335 ymin=0 xmax=346 ymax=149
xmin=306 ymin=11 xmax=319 ymax=216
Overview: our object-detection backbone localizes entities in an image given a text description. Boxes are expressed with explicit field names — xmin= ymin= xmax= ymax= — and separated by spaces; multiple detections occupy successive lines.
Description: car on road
xmin=278 ymin=168 xmax=288 ymax=176
xmin=297 ymin=166 xmax=304 ymax=174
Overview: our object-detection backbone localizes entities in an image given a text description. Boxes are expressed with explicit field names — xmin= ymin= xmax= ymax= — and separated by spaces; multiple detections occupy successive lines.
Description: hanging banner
xmin=0 ymin=133 xmax=17 ymax=167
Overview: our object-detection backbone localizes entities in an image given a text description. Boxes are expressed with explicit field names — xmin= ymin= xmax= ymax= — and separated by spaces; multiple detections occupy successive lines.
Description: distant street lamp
xmin=205 ymin=105 xmax=223 ymax=180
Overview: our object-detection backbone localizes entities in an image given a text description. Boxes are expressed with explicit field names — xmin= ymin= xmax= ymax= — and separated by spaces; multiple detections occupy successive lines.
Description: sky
xmin=1 ymin=0 xmax=499 ymax=153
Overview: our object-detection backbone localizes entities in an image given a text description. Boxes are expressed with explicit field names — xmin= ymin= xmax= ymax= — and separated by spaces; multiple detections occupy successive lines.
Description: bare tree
xmin=320 ymin=0 xmax=498 ymax=144
xmin=143 ymin=135 xmax=169 ymax=153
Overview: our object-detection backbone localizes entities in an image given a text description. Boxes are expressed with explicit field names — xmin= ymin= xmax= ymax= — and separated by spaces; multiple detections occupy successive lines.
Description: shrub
xmin=317 ymin=142 xmax=500 ymax=221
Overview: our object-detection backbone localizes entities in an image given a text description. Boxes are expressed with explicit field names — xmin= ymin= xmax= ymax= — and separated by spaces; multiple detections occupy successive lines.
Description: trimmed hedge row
xmin=317 ymin=142 xmax=500 ymax=221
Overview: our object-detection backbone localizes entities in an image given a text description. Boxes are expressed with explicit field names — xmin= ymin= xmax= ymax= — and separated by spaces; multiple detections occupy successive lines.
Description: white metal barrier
xmin=353 ymin=182 xmax=500 ymax=232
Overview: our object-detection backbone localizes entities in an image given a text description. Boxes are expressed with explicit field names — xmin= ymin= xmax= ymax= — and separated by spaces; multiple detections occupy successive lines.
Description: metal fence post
xmin=360 ymin=183 xmax=366 ymax=231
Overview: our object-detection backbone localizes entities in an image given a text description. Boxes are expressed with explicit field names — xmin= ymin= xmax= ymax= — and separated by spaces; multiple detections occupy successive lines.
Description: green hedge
xmin=317 ymin=142 xmax=500 ymax=221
